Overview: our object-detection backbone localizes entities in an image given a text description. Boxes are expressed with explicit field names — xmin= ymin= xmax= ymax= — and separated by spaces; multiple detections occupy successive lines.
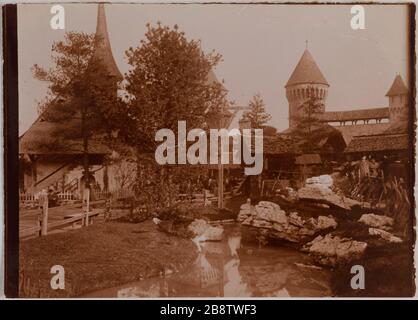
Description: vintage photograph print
xmin=14 ymin=3 xmax=415 ymax=298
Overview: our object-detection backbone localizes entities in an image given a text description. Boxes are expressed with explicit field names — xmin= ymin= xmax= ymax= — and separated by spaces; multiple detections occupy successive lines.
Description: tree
xmin=32 ymin=32 xmax=120 ymax=192
xmin=116 ymin=23 xmax=229 ymax=215
xmin=242 ymin=93 xmax=271 ymax=128
xmin=122 ymin=22 xmax=228 ymax=153
xmin=289 ymin=97 xmax=326 ymax=153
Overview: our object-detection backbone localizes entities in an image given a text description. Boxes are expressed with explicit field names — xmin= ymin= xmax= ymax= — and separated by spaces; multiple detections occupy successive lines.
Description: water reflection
xmin=84 ymin=225 xmax=332 ymax=298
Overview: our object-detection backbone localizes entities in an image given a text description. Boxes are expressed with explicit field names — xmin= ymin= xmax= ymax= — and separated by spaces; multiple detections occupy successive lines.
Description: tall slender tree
xmin=32 ymin=32 xmax=120 ymax=192
xmin=289 ymin=96 xmax=325 ymax=153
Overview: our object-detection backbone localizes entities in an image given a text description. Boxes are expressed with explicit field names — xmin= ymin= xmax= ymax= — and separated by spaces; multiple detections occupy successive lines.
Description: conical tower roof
xmin=386 ymin=74 xmax=408 ymax=96
xmin=94 ymin=3 xmax=123 ymax=81
xmin=286 ymin=49 xmax=329 ymax=88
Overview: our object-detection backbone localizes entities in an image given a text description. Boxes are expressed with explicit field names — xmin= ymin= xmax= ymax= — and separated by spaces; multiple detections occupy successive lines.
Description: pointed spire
xmin=386 ymin=74 xmax=408 ymax=96
xmin=94 ymin=3 xmax=122 ymax=81
xmin=206 ymin=69 xmax=226 ymax=92
xmin=285 ymin=48 xmax=329 ymax=88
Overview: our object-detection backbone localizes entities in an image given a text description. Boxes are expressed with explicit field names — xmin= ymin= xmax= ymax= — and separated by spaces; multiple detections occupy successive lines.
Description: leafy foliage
xmin=122 ymin=23 xmax=228 ymax=153
xmin=242 ymin=93 xmax=271 ymax=129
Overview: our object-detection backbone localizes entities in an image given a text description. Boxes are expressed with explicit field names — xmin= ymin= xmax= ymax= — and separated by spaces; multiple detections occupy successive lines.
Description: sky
xmin=18 ymin=3 xmax=411 ymax=135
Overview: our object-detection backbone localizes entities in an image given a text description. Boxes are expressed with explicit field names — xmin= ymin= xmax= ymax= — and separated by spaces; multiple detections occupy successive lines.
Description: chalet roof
xmin=278 ymin=123 xmax=347 ymax=153
xmin=19 ymin=116 xmax=110 ymax=155
xmin=344 ymin=134 xmax=409 ymax=153
xmin=295 ymin=153 xmax=322 ymax=165
xmin=321 ymin=107 xmax=389 ymax=122
xmin=94 ymin=4 xmax=123 ymax=81
xmin=285 ymin=49 xmax=329 ymax=88
xmin=256 ymin=135 xmax=300 ymax=155
xmin=334 ymin=123 xmax=390 ymax=138
xmin=386 ymin=74 xmax=408 ymax=96
xmin=383 ymin=120 xmax=409 ymax=134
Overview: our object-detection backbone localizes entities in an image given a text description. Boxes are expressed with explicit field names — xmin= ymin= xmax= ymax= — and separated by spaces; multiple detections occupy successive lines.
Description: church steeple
xmin=93 ymin=3 xmax=123 ymax=81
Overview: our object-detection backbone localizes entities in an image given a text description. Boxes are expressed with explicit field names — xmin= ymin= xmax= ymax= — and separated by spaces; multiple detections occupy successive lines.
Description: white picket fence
xmin=19 ymin=192 xmax=37 ymax=203
xmin=57 ymin=191 xmax=78 ymax=201
xmin=19 ymin=190 xmax=78 ymax=206
xmin=91 ymin=188 xmax=134 ymax=201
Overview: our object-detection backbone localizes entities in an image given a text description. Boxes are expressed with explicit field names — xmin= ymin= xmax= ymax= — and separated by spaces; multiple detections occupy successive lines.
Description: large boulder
xmin=303 ymin=234 xmax=367 ymax=267
xmin=238 ymin=201 xmax=337 ymax=243
xmin=358 ymin=214 xmax=394 ymax=231
xmin=298 ymin=182 xmax=360 ymax=210
xmin=306 ymin=175 xmax=333 ymax=188
xmin=254 ymin=201 xmax=288 ymax=225
xmin=369 ymin=228 xmax=402 ymax=244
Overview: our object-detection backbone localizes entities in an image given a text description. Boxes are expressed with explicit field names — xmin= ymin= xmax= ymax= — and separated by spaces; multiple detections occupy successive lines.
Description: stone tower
xmin=285 ymin=48 xmax=329 ymax=129
xmin=386 ymin=74 xmax=409 ymax=124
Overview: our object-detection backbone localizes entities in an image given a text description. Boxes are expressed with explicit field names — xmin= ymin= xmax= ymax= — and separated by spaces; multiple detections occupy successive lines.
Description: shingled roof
xmin=19 ymin=116 xmax=110 ymax=155
xmin=344 ymin=134 xmax=409 ymax=153
xmin=255 ymin=135 xmax=300 ymax=155
xmin=321 ymin=107 xmax=389 ymax=122
xmin=334 ymin=123 xmax=390 ymax=140
xmin=20 ymin=4 xmax=120 ymax=156
xmin=386 ymin=74 xmax=408 ymax=96
xmin=285 ymin=49 xmax=329 ymax=88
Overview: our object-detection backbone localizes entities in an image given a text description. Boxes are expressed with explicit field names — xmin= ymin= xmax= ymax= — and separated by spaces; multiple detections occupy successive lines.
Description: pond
xmin=83 ymin=225 xmax=332 ymax=298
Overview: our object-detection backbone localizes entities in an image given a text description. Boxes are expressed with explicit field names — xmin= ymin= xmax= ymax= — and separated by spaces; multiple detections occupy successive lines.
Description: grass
xmin=19 ymin=220 xmax=198 ymax=298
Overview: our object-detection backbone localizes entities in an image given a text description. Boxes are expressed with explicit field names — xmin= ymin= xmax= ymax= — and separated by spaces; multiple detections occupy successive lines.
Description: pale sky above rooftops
xmin=18 ymin=3 xmax=410 ymax=135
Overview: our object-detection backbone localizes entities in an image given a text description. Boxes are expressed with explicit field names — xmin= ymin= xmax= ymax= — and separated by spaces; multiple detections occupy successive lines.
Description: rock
xmin=369 ymin=228 xmax=402 ymax=243
xmin=298 ymin=184 xmax=361 ymax=210
xmin=311 ymin=216 xmax=338 ymax=231
xmin=303 ymin=234 xmax=367 ymax=267
xmin=254 ymin=201 xmax=288 ymax=224
xmin=306 ymin=175 xmax=333 ymax=188
xmin=238 ymin=201 xmax=337 ymax=243
xmin=237 ymin=200 xmax=253 ymax=222
xmin=358 ymin=214 xmax=394 ymax=230
xmin=152 ymin=217 xmax=162 ymax=225
xmin=288 ymin=211 xmax=304 ymax=227
xmin=188 ymin=219 xmax=209 ymax=236
xmin=187 ymin=219 xmax=224 ymax=241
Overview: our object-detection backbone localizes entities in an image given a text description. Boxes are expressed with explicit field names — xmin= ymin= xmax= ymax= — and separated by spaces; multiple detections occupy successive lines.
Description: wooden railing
xmin=20 ymin=192 xmax=99 ymax=239
xmin=19 ymin=211 xmax=99 ymax=239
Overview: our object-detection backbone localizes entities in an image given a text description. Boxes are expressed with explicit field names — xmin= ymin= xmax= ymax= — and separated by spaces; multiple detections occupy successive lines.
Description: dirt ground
xmin=19 ymin=220 xmax=198 ymax=298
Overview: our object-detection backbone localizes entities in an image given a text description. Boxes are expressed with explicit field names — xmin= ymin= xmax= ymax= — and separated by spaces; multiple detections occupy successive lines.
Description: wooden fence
xmin=57 ymin=191 xmax=78 ymax=201
xmin=20 ymin=190 xmax=78 ymax=205
xmin=19 ymin=192 xmax=37 ymax=204
xmin=19 ymin=192 xmax=99 ymax=239
xmin=91 ymin=188 xmax=134 ymax=201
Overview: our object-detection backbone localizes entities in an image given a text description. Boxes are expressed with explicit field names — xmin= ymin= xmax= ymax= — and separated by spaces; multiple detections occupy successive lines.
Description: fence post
xmin=85 ymin=188 xmax=90 ymax=226
xmin=37 ymin=216 xmax=42 ymax=237
xmin=41 ymin=195 xmax=48 ymax=236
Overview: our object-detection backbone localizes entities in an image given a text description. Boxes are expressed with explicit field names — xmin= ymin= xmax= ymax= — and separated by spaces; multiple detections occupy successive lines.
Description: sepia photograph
xmin=10 ymin=2 xmax=415 ymax=298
